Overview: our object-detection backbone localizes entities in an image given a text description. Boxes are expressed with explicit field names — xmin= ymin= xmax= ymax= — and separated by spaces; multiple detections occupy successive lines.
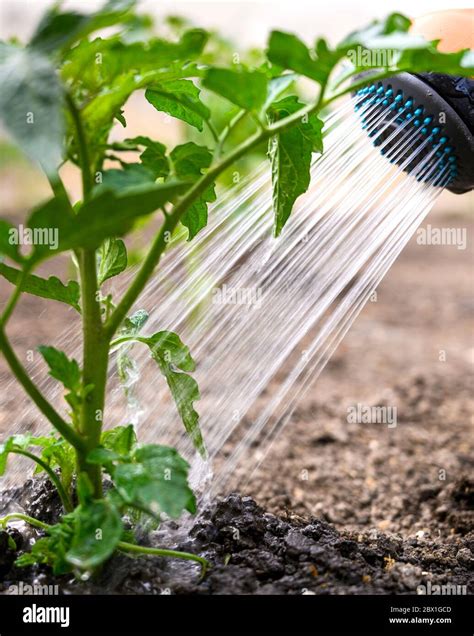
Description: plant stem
xmin=0 ymin=327 xmax=86 ymax=451
xmin=0 ymin=266 xmax=29 ymax=327
xmin=206 ymin=119 xmax=220 ymax=144
xmin=118 ymin=541 xmax=209 ymax=575
xmin=77 ymin=249 xmax=107 ymax=498
xmin=0 ymin=513 xmax=51 ymax=532
xmin=214 ymin=109 xmax=246 ymax=159
xmin=67 ymin=92 xmax=107 ymax=498
xmin=10 ymin=449 xmax=73 ymax=512
xmin=65 ymin=92 xmax=93 ymax=197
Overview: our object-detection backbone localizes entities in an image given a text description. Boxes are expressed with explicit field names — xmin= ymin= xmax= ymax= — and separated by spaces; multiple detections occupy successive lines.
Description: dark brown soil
xmin=0 ymin=484 xmax=473 ymax=595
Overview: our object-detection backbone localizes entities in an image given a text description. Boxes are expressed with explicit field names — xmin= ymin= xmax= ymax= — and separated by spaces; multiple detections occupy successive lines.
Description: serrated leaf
xmin=35 ymin=436 xmax=76 ymax=494
xmin=145 ymin=79 xmax=210 ymax=131
xmin=0 ymin=45 xmax=63 ymax=175
xmin=101 ymin=164 xmax=156 ymax=191
xmin=30 ymin=0 xmax=136 ymax=55
xmin=98 ymin=238 xmax=128 ymax=285
xmin=28 ymin=180 xmax=188 ymax=260
xmin=144 ymin=331 xmax=204 ymax=456
xmin=123 ymin=309 xmax=149 ymax=335
xmin=15 ymin=515 xmax=75 ymax=575
xmin=267 ymin=31 xmax=328 ymax=84
xmin=113 ymin=444 xmax=196 ymax=518
xmin=101 ymin=424 xmax=137 ymax=455
xmin=203 ymin=67 xmax=268 ymax=111
xmin=125 ymin=136 xmax=169 ymax=179
xmin=268 ymin=96 xmax=323 ymax=236
xmin=170 ymin=142 xmax=215 ymax=239
xmin=66 ymin=500 xmax=123 ymax=570
xmin=0 ymin=434 xmax=33 ymax=476
xmin=38 ymin=345 xmax=81 ymax=393
xmin=0 ymin=263 xmax=80 ymax=310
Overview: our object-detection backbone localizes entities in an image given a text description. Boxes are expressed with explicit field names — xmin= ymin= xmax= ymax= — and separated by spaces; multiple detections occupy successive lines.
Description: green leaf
xmin=80 ymin=29 xmax=209 ymax=131
xmin=35 ymin=436 xmax=76 ymax=494
xmin=113 ymin=444 xmax=196 ymax=518
xmin=101 ymin=164 xmax=156 ymax=190
xmin=170 ymin=142 xmax=216 ymax=240
xmin=202 ymin=67 xmax=268 ymax=110
xmin=122 ymin=309 xmax=149 ymax=335
xmin=264 ymin=74 xmax=297 ymax=111
xmin=101 ymin=424 xmax=137 ymax=455
xmin=340 ymin=13 xmax=413 ymax=50
xmin=15 ymin=515 xmax=75 ymax=575
xmin=125 ymin=136 xmax=169 ymax=179
xmin=114 ymin=310 xmax=149 ymax=405
xmin=339 ymin=14 xmax=474 ymax=77
xmin=144 ymin=331 xmax=204 ymax=456
xmin=145 ymin=79 xmax=210 ymax=131
xmin=0 ymin=45 xmax=63 ymax=175
xmin=37 ymin=346 xmax=81 ymax=393
xmin=267 ymin=96 xmax=323 ymax=236
xmin=66 ymin=500 xmax=123 ymax=570
xmin=0 ymin=434 xmax=32 ymax=476
xmin=98 ymin=238 xmax=128 ymax=286
xmin=267 ymin=31 xmax=328 ymax=84
xmin=29 ymin=10 xmax=90 ymax=54
xmin=0 ymin=220 xmax=25 ymax=264
xmin=0 ymin=263 xmax=80 ymax=311
xmin=28 ymin=180 xmax=188 ymax=259
xmin=30 ymin=0 xmax=136 ymax=55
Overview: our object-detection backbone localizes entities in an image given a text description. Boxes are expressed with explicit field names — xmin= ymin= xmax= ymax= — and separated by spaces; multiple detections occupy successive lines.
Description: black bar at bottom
xmin=0 ymin=593 xmax=471 ymax=634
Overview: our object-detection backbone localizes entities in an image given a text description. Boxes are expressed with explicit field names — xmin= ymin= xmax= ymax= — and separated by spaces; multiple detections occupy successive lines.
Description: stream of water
xmin=2 ymin=94 xmax=451 ymax=493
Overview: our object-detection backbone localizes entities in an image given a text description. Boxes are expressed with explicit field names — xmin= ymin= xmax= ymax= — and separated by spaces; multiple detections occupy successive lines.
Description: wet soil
xmin=0 ymin=485 xmax=472 ymax=595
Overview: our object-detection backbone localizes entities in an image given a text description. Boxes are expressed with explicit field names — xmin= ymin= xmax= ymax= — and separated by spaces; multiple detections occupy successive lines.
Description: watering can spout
xmin=353 ymin=10 xmax=474 ymax=194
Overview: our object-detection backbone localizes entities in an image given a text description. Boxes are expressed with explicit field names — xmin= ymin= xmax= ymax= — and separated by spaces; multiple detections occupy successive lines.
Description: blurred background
xmin=0 ymin=0 xmax=472 ymax=213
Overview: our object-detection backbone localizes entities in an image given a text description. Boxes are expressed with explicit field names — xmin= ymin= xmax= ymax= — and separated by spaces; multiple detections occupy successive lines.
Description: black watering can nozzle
xmin=353 ymin=71 xmax=474 ymax=194
xmin=352 ymin=9 xmax=473 ymax=194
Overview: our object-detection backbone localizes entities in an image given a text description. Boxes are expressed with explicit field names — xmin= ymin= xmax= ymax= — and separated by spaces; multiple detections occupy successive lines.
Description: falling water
xmin=1 ymin=94 xmax=451 ymax=494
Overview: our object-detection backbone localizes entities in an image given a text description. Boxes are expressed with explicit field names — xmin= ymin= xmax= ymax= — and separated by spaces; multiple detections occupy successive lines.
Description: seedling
xmin=0 ymin=1 xmax=471 ymax=577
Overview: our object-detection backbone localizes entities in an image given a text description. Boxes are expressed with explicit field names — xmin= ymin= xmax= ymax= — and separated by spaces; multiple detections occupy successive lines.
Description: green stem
xmin=77 ymin=249 xmax=107 ymax=498
xmin=206 ymin=120 xmax=220 ymax=144
xmin=65 ymin=92 xmax=93 ymax=197
xmin=66 ymin=92 xmax=106 ymax=498
xmin=0 ymin=266 xmax=29 ymax=327
xmin=0 ymin=327 xmax=86 ymax=452
xmin=10 ymin=449 xmax=73 ymax=512
xmin=0 ymin=513 xmax=51 ymax=532
xmin=215 ymin=109 xmax=246 ymax=159
xmin=118 ymin=541 xmax=209 ymax=576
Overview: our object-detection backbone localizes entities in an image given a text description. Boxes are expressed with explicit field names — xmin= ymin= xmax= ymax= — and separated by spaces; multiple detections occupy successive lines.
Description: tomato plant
xmin=0 ymin=1 xmax=471 ymax=576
